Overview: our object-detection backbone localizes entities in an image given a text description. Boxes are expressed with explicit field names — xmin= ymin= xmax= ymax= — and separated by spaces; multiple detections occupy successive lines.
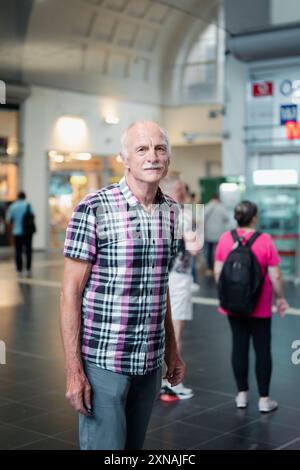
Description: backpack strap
xmin=247 ymin=231 xmax=261 ymax=247
xmin=246 ymin=231 xmax=267 ymax=277
xmin=26 ymin=204 xmax=34 ymax=216
xmin=230 ymin=229 xmax=239 ymax=242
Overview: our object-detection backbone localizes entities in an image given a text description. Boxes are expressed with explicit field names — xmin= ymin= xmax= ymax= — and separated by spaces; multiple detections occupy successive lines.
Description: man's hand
xmin=65 ymin=364 xmax=92 ymax=416
xmin=164 ymin=346 xmax=186 ymax=387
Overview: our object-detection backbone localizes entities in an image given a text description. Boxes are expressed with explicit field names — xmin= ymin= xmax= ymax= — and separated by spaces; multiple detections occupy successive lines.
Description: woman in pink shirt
xmin=214 ymin=201 xmax=289 ymax=413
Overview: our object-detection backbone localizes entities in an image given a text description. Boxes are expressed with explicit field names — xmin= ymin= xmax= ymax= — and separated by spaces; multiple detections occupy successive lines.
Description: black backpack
xmin=218 ymin=230 xmax=264 ymax=316
xmin=23 ymin=204 xmax=36 ymax=237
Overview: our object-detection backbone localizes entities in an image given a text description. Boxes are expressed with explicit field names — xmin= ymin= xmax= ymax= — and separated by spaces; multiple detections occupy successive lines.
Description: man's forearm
xmin=60 ymin=258 xmax=92 ymax=372
xmin=60 ymin=291 xmax=83 ymax=369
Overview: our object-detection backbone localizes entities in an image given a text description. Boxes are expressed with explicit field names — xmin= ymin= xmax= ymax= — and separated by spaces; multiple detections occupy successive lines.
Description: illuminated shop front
xmin=245 ymin=63 xmax=300 ymax=280
xmin=0 ymin=106 xmax=20 ymax=248
xmin=48 ymin=150 xmax=123 ymax=250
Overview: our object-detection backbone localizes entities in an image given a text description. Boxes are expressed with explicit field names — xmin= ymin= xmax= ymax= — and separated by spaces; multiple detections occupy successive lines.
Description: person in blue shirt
xmin=6 ymin=191 xmax=34 ymax=277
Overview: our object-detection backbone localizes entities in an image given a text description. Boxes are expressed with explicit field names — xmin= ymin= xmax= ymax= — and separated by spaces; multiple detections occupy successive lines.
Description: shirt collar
xmin=118 ymin=177 xmax=172 ymax=207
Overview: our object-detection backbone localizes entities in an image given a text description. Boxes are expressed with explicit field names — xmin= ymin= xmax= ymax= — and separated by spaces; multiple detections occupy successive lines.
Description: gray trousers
xmin=79 ymin=361 xmax=162 ymax=450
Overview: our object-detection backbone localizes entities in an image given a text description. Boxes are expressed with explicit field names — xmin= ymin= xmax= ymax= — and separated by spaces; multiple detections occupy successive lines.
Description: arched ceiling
xmin=0 ymin=0 xmax=222 ymax=104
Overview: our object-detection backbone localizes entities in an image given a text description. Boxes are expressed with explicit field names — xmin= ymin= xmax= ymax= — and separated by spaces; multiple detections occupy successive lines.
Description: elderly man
xmin=60 ymin=121 xmax=185 ymax=450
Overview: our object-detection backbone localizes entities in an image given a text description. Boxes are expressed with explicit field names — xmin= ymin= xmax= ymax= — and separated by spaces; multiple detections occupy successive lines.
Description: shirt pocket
xmin=96 ymin=212 xmax=128 ymax=247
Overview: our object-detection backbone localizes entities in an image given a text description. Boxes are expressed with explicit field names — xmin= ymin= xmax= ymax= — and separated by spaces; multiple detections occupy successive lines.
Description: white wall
xmin=222 ymin=55 xmax=246 ymax=177
xmin=21 ymin=86 xmax=161 ymax=250
xmin=170 ymin=144 xmax=222 ymax=196
xmin=162 ymin=104 xmax=223 ymax=145
xmin=271 ymin=0 xmax=300 ymax=25
xmin=162 ymin=104 xmax=223 ymax=197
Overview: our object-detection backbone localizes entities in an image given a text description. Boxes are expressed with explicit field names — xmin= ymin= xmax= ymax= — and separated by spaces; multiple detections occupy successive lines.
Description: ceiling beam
xmin=71 ymin=34 xmax=153 ymax=60
xmin=75 ymin=0 xmax=161 ymax=32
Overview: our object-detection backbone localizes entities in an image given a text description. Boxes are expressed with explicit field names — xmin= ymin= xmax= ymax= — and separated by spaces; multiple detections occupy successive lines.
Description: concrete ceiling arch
xmin=0 ymin=0 xmax=221 ymax=104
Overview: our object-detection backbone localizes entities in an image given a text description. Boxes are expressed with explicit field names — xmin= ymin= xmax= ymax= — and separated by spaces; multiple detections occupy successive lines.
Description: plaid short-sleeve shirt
xmin=64 ymin=177 xmax=179 ymax=375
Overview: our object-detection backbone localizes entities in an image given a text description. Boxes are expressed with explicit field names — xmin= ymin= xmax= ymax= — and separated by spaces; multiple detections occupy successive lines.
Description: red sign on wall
xmin=252 ymin=82 xmax=273 ymax=97
xmin=285 ymin=121 xmax=300 ymax=139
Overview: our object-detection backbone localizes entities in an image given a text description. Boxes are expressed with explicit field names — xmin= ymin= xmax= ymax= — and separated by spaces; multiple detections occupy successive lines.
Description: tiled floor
xmin=1 ymin=254 xmax=300 ymax=450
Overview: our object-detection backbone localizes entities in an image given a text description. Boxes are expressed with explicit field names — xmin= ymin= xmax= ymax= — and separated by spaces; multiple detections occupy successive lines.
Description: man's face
xmin=123 ymin=122 xmax=170 ymax=185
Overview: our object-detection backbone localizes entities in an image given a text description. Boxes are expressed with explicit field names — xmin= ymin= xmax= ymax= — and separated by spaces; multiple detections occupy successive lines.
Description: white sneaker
xmin=161 ymin=378 xmax=170 ymax=389
xmin=259 ymin=398 xmax=278 ymax=413
xmin=161 ymin=380 xmax=194 ymax=400
xmin=235 ymin=392 xmax=248 ymax=408
xmin=171 ymin=383 xmax=194 ymax=400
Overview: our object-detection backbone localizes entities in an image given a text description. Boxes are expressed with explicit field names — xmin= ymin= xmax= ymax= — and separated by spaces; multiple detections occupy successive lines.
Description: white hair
xmin=120 ymin=120 xmax=171 ymax=161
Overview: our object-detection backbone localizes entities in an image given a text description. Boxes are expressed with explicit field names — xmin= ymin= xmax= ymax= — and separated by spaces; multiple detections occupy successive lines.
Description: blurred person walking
xmin=204 ymin=193 xmax=229 ymax=275
xmin=214 ymin=200 xmax=289 ymax=412
xmin=186 ymin=187 xmax=200 ymax=292
xmin=160 ymin=173 xmax=201 ymax=400
xmin=6 ymin=191 xmax=36 ymax=277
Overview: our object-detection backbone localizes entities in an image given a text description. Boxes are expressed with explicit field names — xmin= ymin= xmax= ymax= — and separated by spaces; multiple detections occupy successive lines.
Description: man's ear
xmin=120 ymin=152 xmax=129 ymax=169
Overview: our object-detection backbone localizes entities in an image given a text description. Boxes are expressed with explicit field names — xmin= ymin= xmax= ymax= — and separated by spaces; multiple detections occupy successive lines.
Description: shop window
xmin=0 ymin=109 xmax=19 ymax=161
xmin=0 ymin=107 xmax=20 ymax=247
xmin=48 ymin=151 xmax=124 ymax=250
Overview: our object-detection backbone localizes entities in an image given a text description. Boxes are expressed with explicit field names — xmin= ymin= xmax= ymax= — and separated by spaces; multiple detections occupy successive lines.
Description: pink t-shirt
xmin=215 ymin=229 xmax=281 ymax=318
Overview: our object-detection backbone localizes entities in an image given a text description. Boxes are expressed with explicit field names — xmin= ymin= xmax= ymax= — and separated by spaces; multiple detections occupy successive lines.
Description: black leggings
xmin=228 ymin=316 xmax=272 ymax=397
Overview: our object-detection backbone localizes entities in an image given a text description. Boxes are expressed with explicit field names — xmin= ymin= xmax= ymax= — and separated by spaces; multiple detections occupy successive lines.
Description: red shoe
xmin=159 ymin=392 xmax=180 ymax=403
xmin=159 ymin=384 xmax=180 ymax=403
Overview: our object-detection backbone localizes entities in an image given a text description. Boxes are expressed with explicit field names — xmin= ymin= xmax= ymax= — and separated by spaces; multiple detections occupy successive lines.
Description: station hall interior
xmin=1 ymin=0 xmax=300 ymax=451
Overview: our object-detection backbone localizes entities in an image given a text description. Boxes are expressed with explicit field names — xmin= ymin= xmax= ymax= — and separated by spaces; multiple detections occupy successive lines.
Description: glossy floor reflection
xmin=0 ymin=254 xmax=300 ymax=450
